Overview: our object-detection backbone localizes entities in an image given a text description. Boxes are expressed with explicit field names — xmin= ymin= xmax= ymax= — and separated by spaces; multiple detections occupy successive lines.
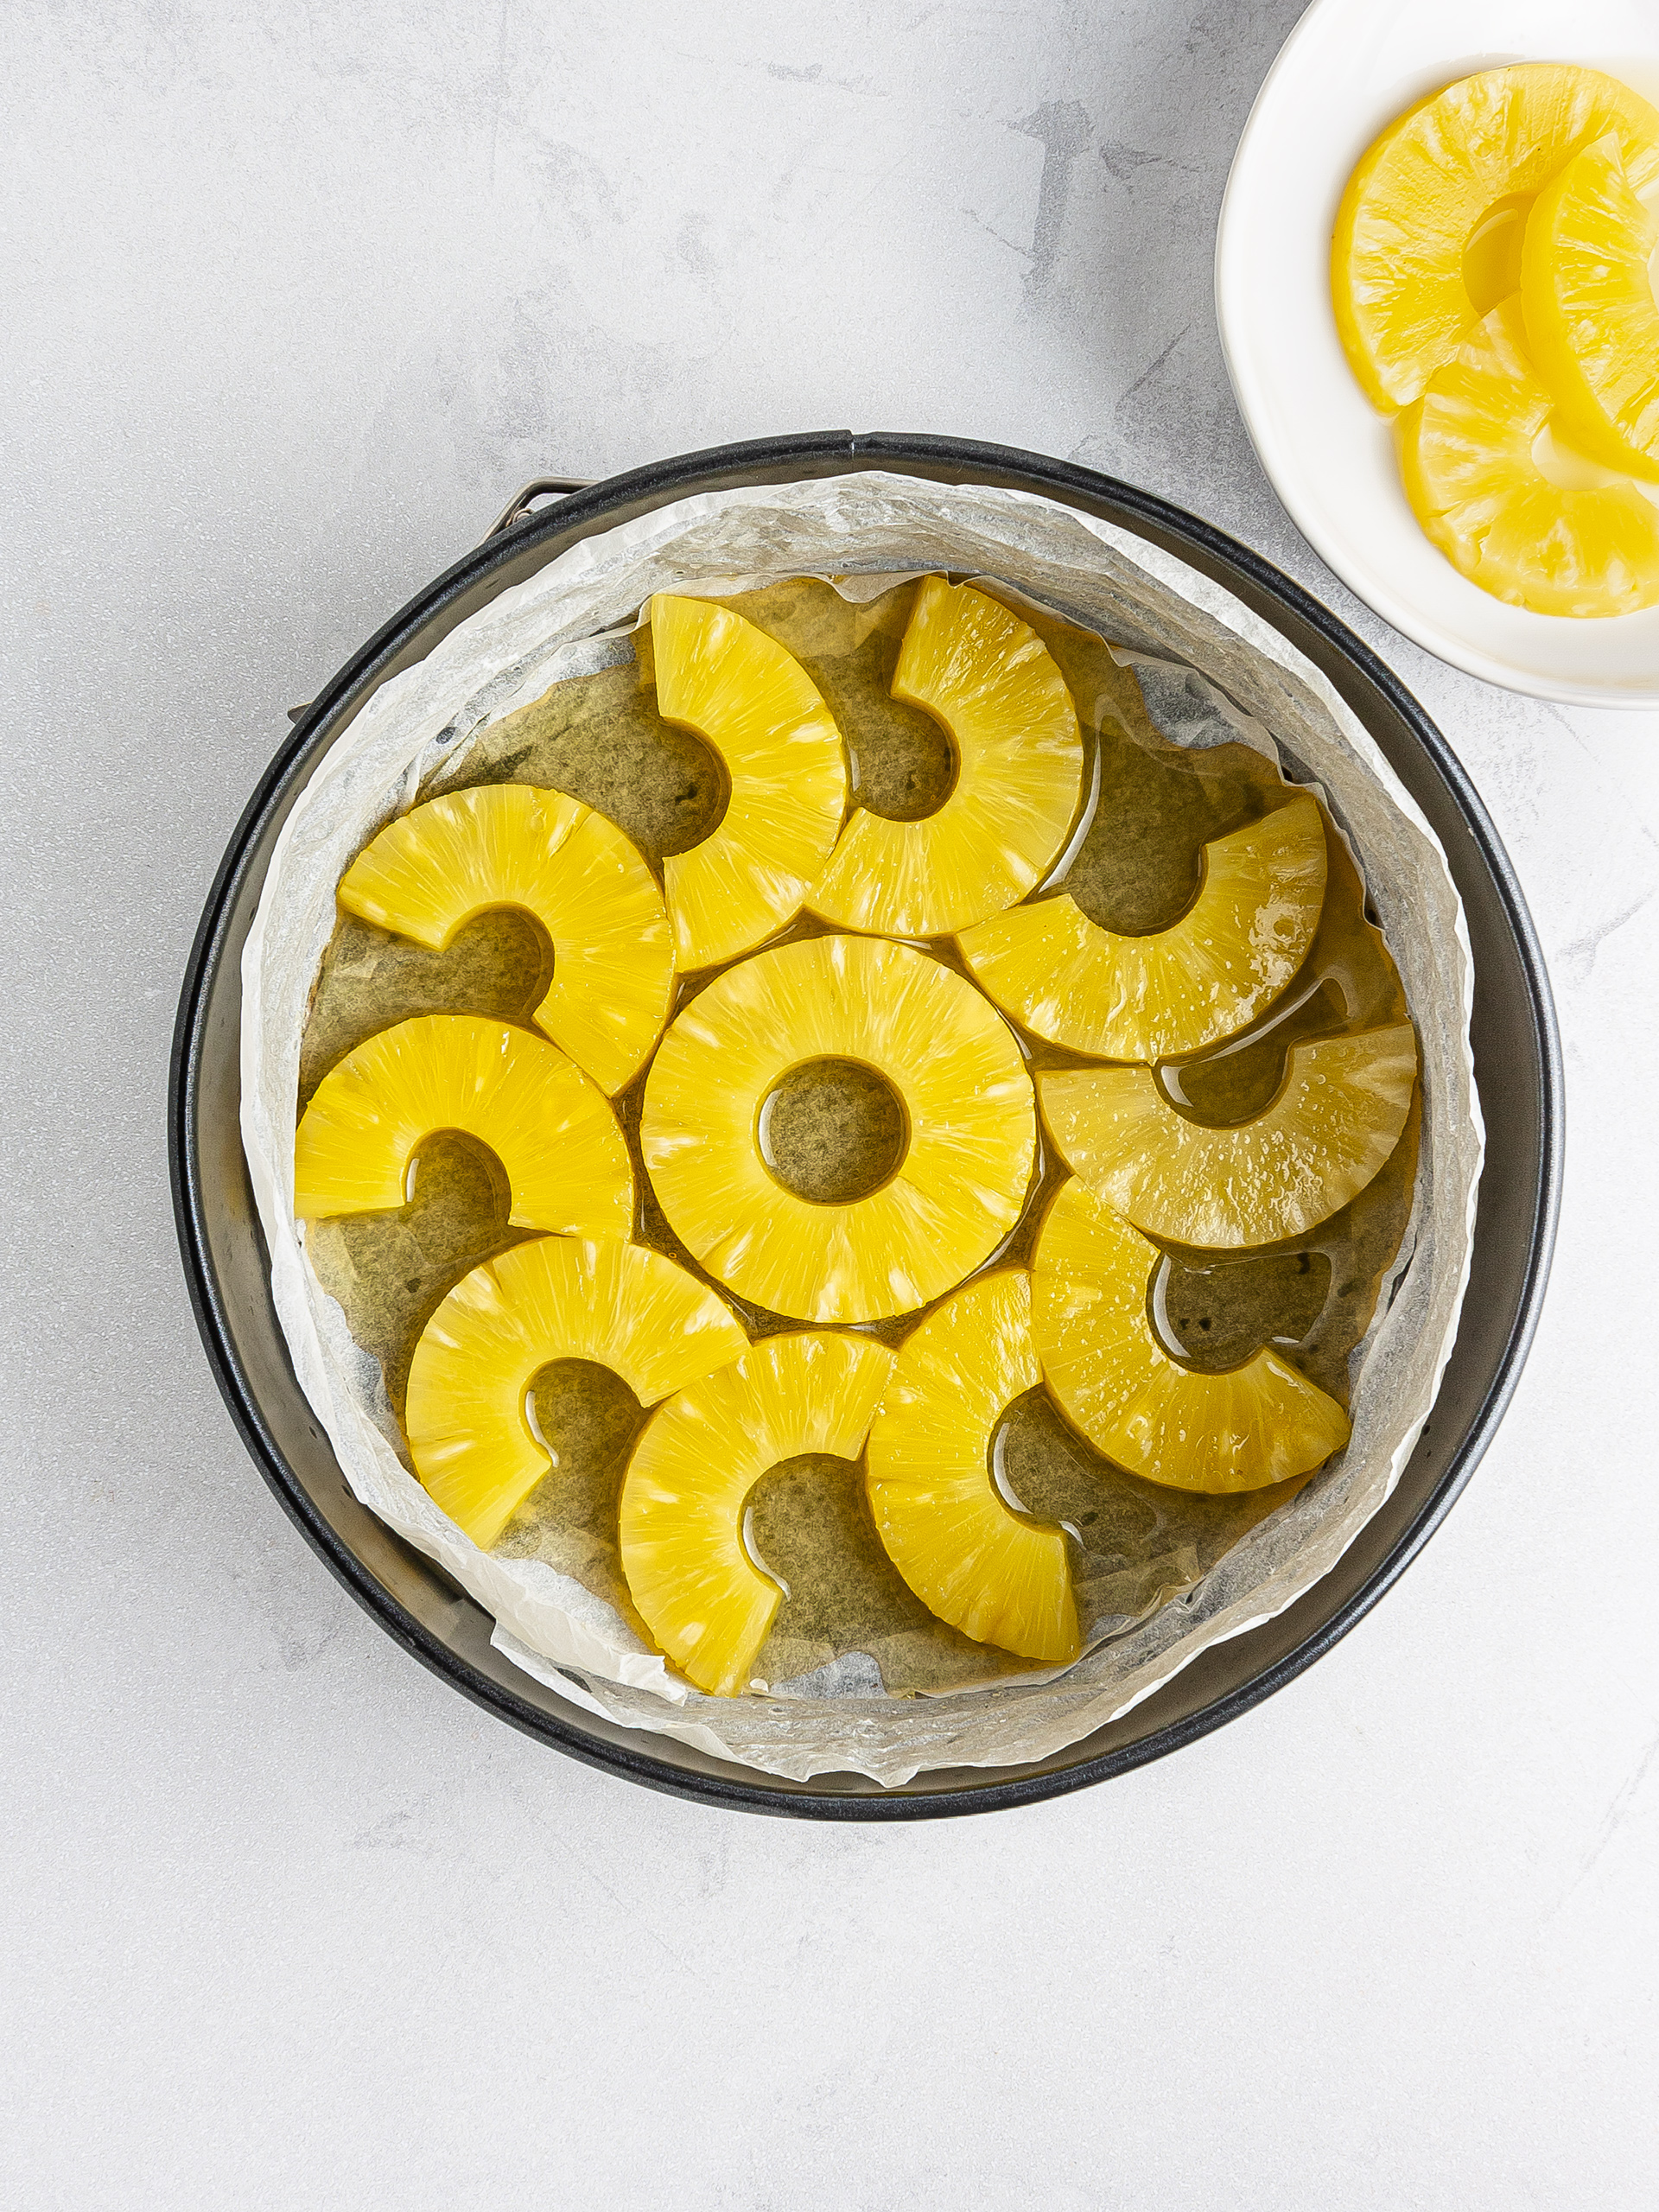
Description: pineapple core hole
xmin=757 ymin=1058 xmax=909 ymax=1204
xmin=517 ymin=1358 xmax=645 ymax=1500
xmin=845 ymin=697 xmax=957 ymax=822
xmin=986 ymin=1390 xmax=1087 ymax=1540
xmin=1149 ymin=1249 xmax=1332 ymax=1373
xmin=1462 ymin=193 xmax=1532 ymax=318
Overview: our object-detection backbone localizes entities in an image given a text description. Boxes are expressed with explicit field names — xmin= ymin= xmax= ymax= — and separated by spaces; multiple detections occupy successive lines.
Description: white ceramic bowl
xmin=1217 ymin=0 xmax=1659 ymax=708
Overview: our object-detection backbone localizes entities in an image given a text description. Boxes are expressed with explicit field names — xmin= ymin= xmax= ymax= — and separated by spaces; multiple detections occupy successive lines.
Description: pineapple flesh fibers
xmin=1332 ymin=64 xmax=1659 ymax=412
xmin=294 ymin=1014 xmax=633 ymax=1240
xmin=1039 ymin=1024 xmax=1417 ymax=1249
xmin=650 ymin=593 xmax=848 ymax=969
xmin=1400 ymin=296 xmax=1659 ymax=618
xmin=961 ymin=796 xmax=1326 ymax=1062
xmin=867 ymin=1271 xmax=1081 ymax=1667
xmin=641 ymin=934 xmax=1036 ymax=1324
xmin=807 ymin=576 xmax=1084 ymax=938
xmin=405 ymin=1236 xmax=747 ymax=1551
xmin=620 ymin=1331 xmax=895 ymax=1696
xmin=1522 ymin=134 xmax=1659 ymax=481
xmin=336 ymin=782 xmax=674 ymax=1096
xmin=1033 ymin=1179 xmax=1350 ymax=1493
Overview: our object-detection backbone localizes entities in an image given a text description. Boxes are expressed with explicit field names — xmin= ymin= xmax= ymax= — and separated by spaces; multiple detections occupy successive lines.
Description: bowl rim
xmin=169 ymin=429 xmax=1563 ymax=1819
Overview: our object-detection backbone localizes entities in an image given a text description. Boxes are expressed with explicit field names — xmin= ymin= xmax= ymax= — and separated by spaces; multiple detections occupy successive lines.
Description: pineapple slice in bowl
xmin=294 ymin=1013 xmax=633 ymax=1240
xmin=1399 ymin=296 xmax=1659 ymax=618
xmin=807 ymin=576 xmax=1084 ymax=938
xmin=1038 ymin=1024 xmax=1417 ymax=1249
xmin=641 ymin=933 xmax=1036 ymax=1324
xmin=619 ymin=1331 xmax=894 ymax=1697
xmin=1332 ymin=62 xmax=1659 ymax=413
xmin=866 ymin=1271 xmax=1080 ymax=1668
xmin=960 ymin=794 xmax=1326 ymax=1061
xmin=1522 ymin=133 xmax=1659 ymax=482
xmin=650 ymin=593 xmax=848 ymax=969
xmin=1033 ymin=1179 xmax=1349 ymax=1493
xmin=337 ymin=783 xmax=674 ymax=1096
xmin=405 ymin=1236 xmax=747 ymax=1551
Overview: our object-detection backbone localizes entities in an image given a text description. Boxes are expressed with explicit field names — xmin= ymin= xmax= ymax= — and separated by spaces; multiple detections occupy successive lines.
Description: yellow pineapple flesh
xmin=961 ymin=795 xmax=1326 ymax=1061
xmin=1332 ymin=64 xmax=1659 ymax=412
xmin=1522 ymin=133 xmax=1659 ymax=480
xmin=336 ymin=782 xmax=674 ymax=1096
xmin=1032 ymin=1179 xmax=1349 ymax=1493
xmin=641 ymin=934 xmax=1035 ymax=1323
xmin=405 ymin=1236 xmax=747 ymax=1550
xmin=293 ymin=1014 xmax=633 ymax=1239
xmin=807 ymin=576 xmax=1084 ymax=938
xmin=1039 ymin=1024 xmax=1417 ymax=1249
xmin=619 ymin=1330 xmax=894 ymax=1696
xmin=1400 ymin=296 xmax=1659 ymax=617
xmin=867 ymin=1271 xmax=1080 ymax=1666
xmin=651 ymin=594 xmax=848 ymax=969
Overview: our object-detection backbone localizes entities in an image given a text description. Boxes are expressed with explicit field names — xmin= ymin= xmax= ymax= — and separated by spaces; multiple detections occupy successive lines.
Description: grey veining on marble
xmin=3 ymin=4 xmax=1656 ymax=2207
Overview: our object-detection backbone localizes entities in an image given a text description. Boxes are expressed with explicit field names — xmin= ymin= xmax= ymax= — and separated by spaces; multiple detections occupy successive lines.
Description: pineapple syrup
xmin=298 ymin=575 xmax=1418 ymax=1698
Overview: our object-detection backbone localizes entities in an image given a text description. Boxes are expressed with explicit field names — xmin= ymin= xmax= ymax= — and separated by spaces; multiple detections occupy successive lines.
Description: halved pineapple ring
xmin=294 ymin=1013 xmax=633 ymax=1239
xmin=1333 ymin=63 xmax=1659 ymax=412
xmin=620 ymin=1331 xmax=895 ymax=1696
xmin=1039 ymin=1024 xmax=1417 ymax=1249
xmin=960 ymin=796 xmax=1326 ymax=1062
xmin=1400 ymin=296 xmax=1659 ymax=619
xmin=640 ymin=934 xmax=1036 ymax=1324
xmin=1032 ymin=1179 xmax=1349 ymax=1493
xmin=650 ymin=594 xmax=848 ymax=970
xmin=336 ymin=782 xmax=674 ymax=1096
xmin=807 ymin=576 xmax=1084 ymax=938
xmin=867 ymin=1271 xmax=1080 ymax=1667
xmin=1522 ymin=133 xmax=1659 ymax=481
xmin=406 ymin=1236 xmax=747 ymax=1550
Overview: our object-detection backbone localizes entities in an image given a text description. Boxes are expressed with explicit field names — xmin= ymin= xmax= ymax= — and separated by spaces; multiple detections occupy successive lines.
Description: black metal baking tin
xmin=169 ymin=431 xmax=1562 ymax=1819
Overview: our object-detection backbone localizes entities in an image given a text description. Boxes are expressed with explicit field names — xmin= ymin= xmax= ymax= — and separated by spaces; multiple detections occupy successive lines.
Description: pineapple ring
xmin=1038 ymin=1024 xmax=1418 ymax=1249
xmin=1400 ymin=297 xmax=1659 ymax=619
xmin=641 ymin=934 xmax=1037 ymax=1325
xmin=866 ymin=1271 xmax=1081 ymax=1667
xmin=960 ymin=795 xmax=1327 ymax=1062
xmin=1032 ymin=1179 xmax=1350 ymax=1494
xmin=807 ymin=576 xmax=1084 ymax=938
xmin=1522 ymin=133 xmax=1659 ymax=481
xmin=620 ymin=1331 xmax=895 ymax=1696
xmin=336 ymin=783 xmax=674 ymax=1096
xmin=406 ymin=1236 xmax=748 ymax=1551
xmin=1333 ymin=63 xmax=1659 ymax=412
xmin=650 ymin=593 xmax=849 ymax=970
xmin=294 ymin=1013 xmax=633 ymax=1240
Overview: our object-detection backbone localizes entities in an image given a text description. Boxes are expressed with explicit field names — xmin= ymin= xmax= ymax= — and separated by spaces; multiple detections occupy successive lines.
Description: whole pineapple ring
xmin=866 ymin=1271 xmax=1081 ymax=1667
xmin=406 ymin=1236 xmax=747 ymax=1551
xmin=641 ymin=934 xmax=1037 ymax=1324
xmin=337 ymin=783 xmax=674 ymax=1096
xmin=294 ymin=1013 xmax=633 ymax=1240
xmin=1333 ymin=62 xmax=1659 ymax=412
xmin=807 ymin=575 xmax=1084 ymax=938
xmin=620 ymin=1331 xmax=895 ymax=1696
xmin=960 ymin=796 xmax=1326 ymax=1062
xmin=1400 ymin=297 xmax=1659 ymax=618
xmin=1038 ymin=1024 xmax=1417 ymax=1249
xmin=1032 ymin=1179 xmax=1349 ymax=1494
xmin=651 ymin=593 xmax=849 ymax=971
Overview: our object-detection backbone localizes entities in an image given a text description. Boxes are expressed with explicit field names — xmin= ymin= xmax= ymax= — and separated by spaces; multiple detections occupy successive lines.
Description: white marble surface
xmin=4 ymin=4 xmax=1656 ymax=2204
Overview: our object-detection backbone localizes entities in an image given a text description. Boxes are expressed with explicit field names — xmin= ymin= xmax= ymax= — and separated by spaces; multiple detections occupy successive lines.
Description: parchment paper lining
xmin=241 ymin=473 xmax=1482 ymax=1786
